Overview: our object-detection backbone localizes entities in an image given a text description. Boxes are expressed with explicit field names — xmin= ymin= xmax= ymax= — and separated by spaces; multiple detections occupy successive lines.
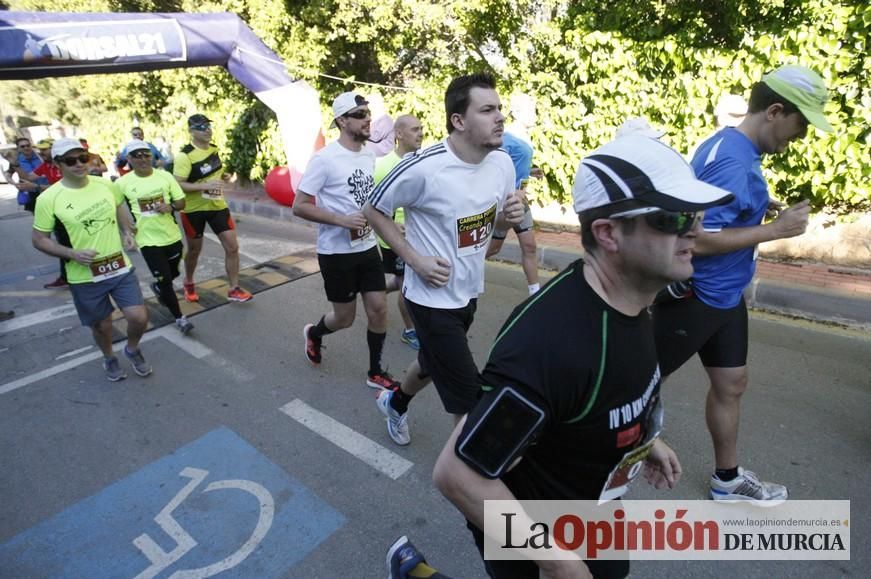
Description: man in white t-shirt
xmin=364 ymin=73 xmax=525 ymax=445
xmin=294 ymin=92 xmax=400 ymax=391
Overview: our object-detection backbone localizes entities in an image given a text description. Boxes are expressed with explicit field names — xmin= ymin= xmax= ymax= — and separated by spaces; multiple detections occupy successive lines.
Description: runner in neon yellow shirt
xmin=32 ymin=138 xmax=152 ymax=382
xmin=173 ymin=113 xmax=252 ymax=304
xmin=374 ymin=114 xmax=423 ymax=350
xmin=117 ymin=139 xmax=193 ymax=334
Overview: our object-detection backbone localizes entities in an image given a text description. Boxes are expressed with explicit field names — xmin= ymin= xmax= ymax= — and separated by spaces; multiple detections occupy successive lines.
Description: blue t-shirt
xmin=501 ymin=132 xmax=533 ymax=189
xmin=690 ymin=128 xmax=770 ymax=309
xmin=18 ymin=151 xmax=47 ymax=186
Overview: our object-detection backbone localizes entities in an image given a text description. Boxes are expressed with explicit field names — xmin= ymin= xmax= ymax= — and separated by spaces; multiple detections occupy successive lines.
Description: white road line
xmin=55 ymin=345 xmax=94 ymax=360
xmin=0 ymin=304 xmax=77 ymax=334
xmin=279 ymin=399 xmax=413 ymax=480
xmin=0 ymin=326 xmax=215 ymax=395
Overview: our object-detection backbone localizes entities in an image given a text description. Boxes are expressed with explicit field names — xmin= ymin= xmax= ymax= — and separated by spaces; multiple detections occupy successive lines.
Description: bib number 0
xmin=90 ymin=252 xmax=129 ymax=282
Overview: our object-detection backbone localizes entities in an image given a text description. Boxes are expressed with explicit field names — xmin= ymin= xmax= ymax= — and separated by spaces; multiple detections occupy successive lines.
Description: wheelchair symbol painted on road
xmin=133 ymin=467 xmax=275 ymax=579
xmin=0 ymin=427 xmax=345 ymax=578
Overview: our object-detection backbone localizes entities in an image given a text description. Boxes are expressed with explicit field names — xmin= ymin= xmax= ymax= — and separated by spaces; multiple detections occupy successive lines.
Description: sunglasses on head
xmin=609 ymin=207 xmax=700 ymax=236
xmin=129 ymin=150 xmax=152 ymax=159
xmin=59 ymin=153 xmax=90 ymax=167
xmin=344 ymin=109 xmax=371 ymax=120
xmin=190 ymin=124 xmax=211 ymax=131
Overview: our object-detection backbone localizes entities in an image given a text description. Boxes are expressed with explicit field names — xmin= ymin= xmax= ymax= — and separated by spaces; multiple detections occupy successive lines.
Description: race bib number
xmin=456 ymin=203 xmax=497 ymax=257
xmin=89 ymin=252 xmax=129 ymax=282
xmin=598 ymin=397 xmax=663 ymax=503
xmin=137 ymin=194 xmax=163 ymax=217
xmin=350 ymin=224 xmax=373 ymax=247
xmin=201 ymin=184 xmax=223 ymax=200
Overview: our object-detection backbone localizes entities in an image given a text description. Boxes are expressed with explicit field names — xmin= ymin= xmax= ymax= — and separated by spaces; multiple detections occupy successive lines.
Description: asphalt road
xmin=0 ymin=185 xmax=868 ymax=578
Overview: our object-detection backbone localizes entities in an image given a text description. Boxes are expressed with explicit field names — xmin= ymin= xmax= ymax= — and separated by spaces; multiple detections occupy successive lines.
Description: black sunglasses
xmin=344 ymin=110 xmax=371 ymax=120
xmin=190 ymin=124 xmax=211 ymax=131
xmin=610 ymin=208 xmax=700 ymax=236
xmin=59 ymin=154 xmax=90 ymax=167
xmin=129 ymin=151 xmax=152 ymax=159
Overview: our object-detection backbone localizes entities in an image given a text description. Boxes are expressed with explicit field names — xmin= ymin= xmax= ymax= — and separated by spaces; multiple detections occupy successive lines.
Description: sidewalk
xmin=223 ymin=187 xmax=871 ymax=329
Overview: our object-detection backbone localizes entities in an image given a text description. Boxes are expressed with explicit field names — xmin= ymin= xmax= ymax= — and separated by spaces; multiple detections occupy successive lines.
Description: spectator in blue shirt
xmin=116 ymin=127 xmax=164 ymax=174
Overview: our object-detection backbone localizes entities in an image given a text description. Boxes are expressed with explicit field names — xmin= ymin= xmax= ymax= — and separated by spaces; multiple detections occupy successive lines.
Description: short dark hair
xmin=444 ymin=72 xmax=497 ymax=134
xmin=131 ymin=126 xmax=143 ymax=134
xmin=580 ymin=214 xmax=637 ymax=253
xmin=747 ymin=81 xmax=801 ymax=116
xmin=16 ymin=137 xmax=31 ymax=147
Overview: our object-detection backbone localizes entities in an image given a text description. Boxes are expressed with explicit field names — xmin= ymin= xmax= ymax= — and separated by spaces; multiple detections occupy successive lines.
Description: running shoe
xmin=228 ymin=286 xmax=253 ymax=302
xmin=367 ymin=370 xmax=400 ymax=391
xmin=0 ymin=310 xmax=14 ymax=322
xmin=710 ymin=467 xmax=788 ymax=503
xmin=303 ymin=323 xmax=322 ymax=365
xmin=123 ymin=346 xmax=153 ymax=377
xmin=400 ymin=329 xmax=420 ymax=351
xmin=175 ymin=316 xmax=194 ymax=335
xmin=183 ymin=282 xmax=199 ymax=303
xmin=377 ymin=389 xmax=410 ymax=446
xmin=43 ymin=276 xmax=69 ymax=289
xmin=386 ymin=535 xmax=426 ymax=579
xmin=103 ymin=356 xmax=127 ymax=382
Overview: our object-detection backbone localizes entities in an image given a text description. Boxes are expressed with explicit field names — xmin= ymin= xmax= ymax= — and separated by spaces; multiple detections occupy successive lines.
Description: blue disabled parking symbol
xmin=0 ymin=427 xmax=345 ymax=577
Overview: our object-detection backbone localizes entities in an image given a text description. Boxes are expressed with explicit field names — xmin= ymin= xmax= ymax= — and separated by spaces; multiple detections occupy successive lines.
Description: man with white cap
xmin=117 ymin=139 xmax=193 ymax=334
xmin=431 ymin=135 xmax=734 ymax=579
xmin=653 ymin=64 xmax=832 ymax=503
xmin=294 ymin=91 xmax=400 ymax=391
xmin=32 ymin=137 xmax=152 ymax=382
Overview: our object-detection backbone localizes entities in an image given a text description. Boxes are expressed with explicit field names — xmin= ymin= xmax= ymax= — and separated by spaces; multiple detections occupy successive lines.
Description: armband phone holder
xmin=456 ymin=386 xmax=545 ymax=479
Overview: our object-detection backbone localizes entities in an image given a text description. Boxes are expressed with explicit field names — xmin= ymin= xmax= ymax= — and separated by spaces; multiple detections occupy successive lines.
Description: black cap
xmin=188 ymin=114 xmax=212 ymax=127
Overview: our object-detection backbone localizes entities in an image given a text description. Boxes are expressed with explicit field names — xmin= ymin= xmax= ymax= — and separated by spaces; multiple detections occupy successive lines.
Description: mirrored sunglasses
xmin=609 ymin=208 xmax=700 ymax=236
xmin=190 ymin=124 xmax=211 ymax=131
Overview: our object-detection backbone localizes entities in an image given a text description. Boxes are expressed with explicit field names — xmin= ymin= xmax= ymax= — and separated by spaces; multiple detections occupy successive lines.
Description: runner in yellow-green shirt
xmin=32 ymin=138 xmax=152 ymax=382
xmin=173 ymin=113 xmax=252 ymax=304
xmin=117 ymin=140 xmax=193 ymax=334
xmin=374 ymin=114 xmax=423 ymax=350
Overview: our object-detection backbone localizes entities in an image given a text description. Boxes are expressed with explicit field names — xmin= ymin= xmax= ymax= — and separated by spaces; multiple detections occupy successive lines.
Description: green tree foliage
xmin=2 ymin=0 xmax=868 ymax=213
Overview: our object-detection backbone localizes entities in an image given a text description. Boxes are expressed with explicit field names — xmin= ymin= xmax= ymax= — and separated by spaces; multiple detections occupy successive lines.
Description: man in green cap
xmin=652 ymin=65 xmax=833 ymax=503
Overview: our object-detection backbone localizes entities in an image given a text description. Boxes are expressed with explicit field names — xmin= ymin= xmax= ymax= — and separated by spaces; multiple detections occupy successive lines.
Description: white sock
xmin=528 ymin=283 xmax=541 ymax=295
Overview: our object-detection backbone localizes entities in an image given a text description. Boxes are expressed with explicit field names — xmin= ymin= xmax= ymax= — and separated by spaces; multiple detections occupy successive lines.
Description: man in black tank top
xmin=427 ymin=136 xmax=734 ymax=579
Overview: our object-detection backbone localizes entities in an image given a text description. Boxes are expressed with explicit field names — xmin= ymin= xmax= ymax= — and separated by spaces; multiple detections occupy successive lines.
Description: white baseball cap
xmin=125 ymin=139 xmax=151 ymax=154
xmin=330 ymin=92 xmax=368 ymax=128
xmin=572 ymin=136 xmax=733 ymax=216
xmin=51 ymin=137 xmax=85 ymax=158
xmin=615 ymin=117 xmax=666 ymax=139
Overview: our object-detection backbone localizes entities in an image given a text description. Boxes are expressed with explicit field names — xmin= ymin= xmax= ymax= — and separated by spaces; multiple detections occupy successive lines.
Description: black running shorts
xmin=180 ymin=208 xmax=236 ymax=239
xmin=652 ymin=295 xmax=749 ymax=376
xmin=406 ymin=298 xmax=480 ymax=415
xmin=380 ymin=246 xmax=405 ymax=276
xmin=317 ymin=246 xmax=386 ymax=303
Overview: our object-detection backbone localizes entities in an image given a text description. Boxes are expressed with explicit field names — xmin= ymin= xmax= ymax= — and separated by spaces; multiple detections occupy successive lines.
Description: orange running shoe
xmin=183 ymin=282 xmax=199 ymax=303
xmin=228 ymin=286 xmax=253 ymax=302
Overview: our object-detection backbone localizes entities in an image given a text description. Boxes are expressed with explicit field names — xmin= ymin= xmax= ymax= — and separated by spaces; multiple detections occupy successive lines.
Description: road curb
xmin=223 ymin=191 xmax=871 ymax=329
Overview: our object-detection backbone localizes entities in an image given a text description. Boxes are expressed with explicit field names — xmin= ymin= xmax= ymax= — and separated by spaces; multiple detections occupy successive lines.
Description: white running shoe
xmin=710 ymin=467 xmax=788 ymax=503
xmin=377 ymin=389 xmax=410 ymax=446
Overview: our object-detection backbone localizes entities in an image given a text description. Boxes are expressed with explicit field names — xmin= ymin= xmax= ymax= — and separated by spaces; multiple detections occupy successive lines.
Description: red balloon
xmin=264 ymin=166 xmax=295 ymax=206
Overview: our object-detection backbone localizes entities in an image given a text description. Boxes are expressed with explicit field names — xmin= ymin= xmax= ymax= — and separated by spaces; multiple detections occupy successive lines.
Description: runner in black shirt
xmin=431 ymin=135 xmax=734 ymax=579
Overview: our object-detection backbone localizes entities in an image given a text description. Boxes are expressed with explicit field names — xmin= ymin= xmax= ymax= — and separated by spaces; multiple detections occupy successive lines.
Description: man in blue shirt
xmin=653 ymin=65 xmax=832 ymax=502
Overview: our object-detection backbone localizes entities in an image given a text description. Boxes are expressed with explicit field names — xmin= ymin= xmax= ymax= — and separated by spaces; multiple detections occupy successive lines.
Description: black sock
xmin=309 ymin=316 xmax=334 ymax=340
xmin=367 ymin=330 xmax=386 ymax=375
xmin=715 ymin=466 xmax=739 ymax=482
xmin=390 ymin=387 xmax=414 ymax=414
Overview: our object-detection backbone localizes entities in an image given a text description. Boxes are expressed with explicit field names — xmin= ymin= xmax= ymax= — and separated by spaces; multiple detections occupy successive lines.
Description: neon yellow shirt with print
xmin=116 ymin=170 xmax=185 ymax=248
xmin=173 ymin=143 xmax=228 ymax=213
xmin=373 ymin=151 xmax=405 ymax=250
xmin=33 ymin=177 xmax=130 ymax=285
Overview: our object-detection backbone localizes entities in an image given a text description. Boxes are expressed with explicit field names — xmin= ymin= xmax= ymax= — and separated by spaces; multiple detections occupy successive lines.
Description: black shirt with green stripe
xmin=467 ymin=259 xmax=662 ymax=500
